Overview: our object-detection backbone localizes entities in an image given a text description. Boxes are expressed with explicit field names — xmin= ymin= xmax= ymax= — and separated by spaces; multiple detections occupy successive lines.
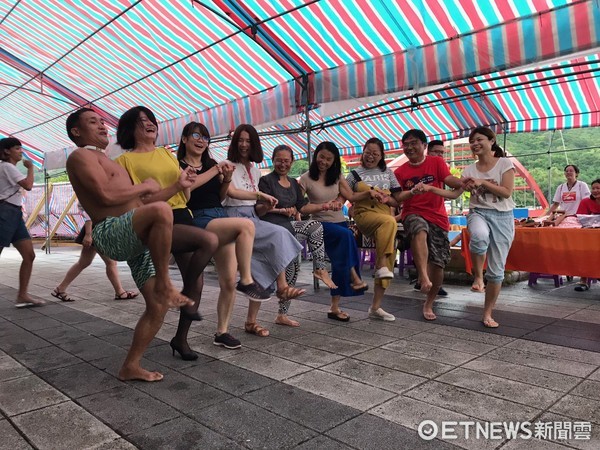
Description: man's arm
xmin=66 ymin=150 xmax=158 ymax=206
xmin=444 ymin=174 xmax=463 ymax=190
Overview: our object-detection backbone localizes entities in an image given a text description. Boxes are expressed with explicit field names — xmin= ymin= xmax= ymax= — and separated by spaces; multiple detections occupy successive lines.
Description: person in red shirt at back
xmin=576 ymin=178 xmax=600 ymax=215
xmin=393 ymin=130 xmax=463 ymax=320
xmin=573 ymin=178 xmax=600 ymax=292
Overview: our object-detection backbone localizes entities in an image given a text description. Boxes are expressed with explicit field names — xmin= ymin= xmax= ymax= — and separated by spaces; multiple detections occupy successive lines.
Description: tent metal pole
xmin=44 ymin=170 xmax=51 ymax=254
xmin=547 ymin=131 xmax=555 ymax=204
xmin=316 ymin=65 xmax=600 ymax=129
xmin=303 ymin=75 xmax=312 ymax=164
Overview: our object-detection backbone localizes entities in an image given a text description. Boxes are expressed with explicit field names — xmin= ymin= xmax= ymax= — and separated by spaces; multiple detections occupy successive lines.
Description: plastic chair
xmin=397 ymin=248 xmax=415 ymax=277
xmin=297 ymin=237 xmax=320 ymax=290
xmin=528 ymin=272 xmax=563 ymax=287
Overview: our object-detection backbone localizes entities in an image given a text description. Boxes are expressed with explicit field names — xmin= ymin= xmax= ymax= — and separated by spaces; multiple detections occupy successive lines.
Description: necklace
xmin=183 ymin=159 xmax=202 ymax=169
xmin=83 ymin=145 xmax=104 ymax=152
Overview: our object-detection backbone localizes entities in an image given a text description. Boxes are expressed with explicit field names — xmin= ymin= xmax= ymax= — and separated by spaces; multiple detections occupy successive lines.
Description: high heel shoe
xmin=169 ymin=339 xmax=198 ymax=361
xmin=180 ymin=306 xmax=203 ymax=321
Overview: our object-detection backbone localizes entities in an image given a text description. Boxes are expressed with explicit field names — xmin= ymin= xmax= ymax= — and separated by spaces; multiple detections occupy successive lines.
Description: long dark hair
xmin=116 ymin=106 xmax=158 ymax=150
xmin=469 ymin=126 xmax=505 ymax=157
xmin=308 ymin=141 xmax=342 ymax=186
xmin=227 ymin=124 xmax=263 ymax=163
xmin=361 ymin=137 xmax=386 ymax=170
xmin=176 ymin=122 xmax=216 ymax=169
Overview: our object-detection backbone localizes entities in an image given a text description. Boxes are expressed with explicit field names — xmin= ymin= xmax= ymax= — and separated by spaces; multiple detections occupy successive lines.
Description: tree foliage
xmin=504 ymin=128 xmax=600 ymax=203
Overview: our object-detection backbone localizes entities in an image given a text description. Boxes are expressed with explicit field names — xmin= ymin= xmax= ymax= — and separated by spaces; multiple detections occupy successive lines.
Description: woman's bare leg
xmin=56 ymin=246 xmax=97 ymax=292
xmin=207 ymin=217 xmax=255 ymax=285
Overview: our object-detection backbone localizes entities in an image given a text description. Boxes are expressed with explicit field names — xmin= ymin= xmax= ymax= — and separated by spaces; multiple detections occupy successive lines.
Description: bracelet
xmin=222 ymin=178 xmax=232 ymax=183
xmin=256 ymin=192 xmax=261 ymax=200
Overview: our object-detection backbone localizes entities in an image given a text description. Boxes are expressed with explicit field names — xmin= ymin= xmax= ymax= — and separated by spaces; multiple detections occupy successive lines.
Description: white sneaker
xmin=368 ymin=307 xmax=396 ymax=321
xmin=373 ymin=267 xmax=394 ymax=279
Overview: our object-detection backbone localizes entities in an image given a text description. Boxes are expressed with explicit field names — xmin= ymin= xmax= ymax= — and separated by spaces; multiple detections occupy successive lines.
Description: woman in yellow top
xmin=115 ymin=106 xmax=219 ymax=361
xmin=345 ymin=138 xmax=401 ymax=321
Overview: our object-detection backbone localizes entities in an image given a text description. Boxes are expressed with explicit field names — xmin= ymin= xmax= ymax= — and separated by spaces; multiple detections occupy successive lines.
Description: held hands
xmin=321 ymin=200 xmax=343 ymax=211
xmin=141 ymin=178 xmax=161 ymax=195
xmin=460 ymin=176 xmax=478 ymax=191
xmin=258 ymin=192 xmax=278 ymax=209
xmin=368 ymin=188 xmax=390 ymax=204
xmin=410 ymin=182 xmax=428 ymax=195
xmin=219 ymin=161 xmax=235 ymax=180
xmin=178 ymin=167 xmax=197 ymax=189
xmin=278 ymin=206 xmax=297 ymax=217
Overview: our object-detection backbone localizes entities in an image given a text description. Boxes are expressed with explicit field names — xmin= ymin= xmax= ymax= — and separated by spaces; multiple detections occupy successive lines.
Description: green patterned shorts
xmin=92 ymin=210 xmax=155 ymax=288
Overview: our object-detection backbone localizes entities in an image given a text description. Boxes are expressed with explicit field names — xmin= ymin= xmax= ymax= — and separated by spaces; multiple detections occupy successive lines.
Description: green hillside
xmin=504 ymin=128 xmax=600 ymax=206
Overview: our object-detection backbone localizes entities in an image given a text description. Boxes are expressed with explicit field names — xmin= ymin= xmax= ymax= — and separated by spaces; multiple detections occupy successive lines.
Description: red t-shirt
xmin=576 ymin=197 xmax=600 ymax=214
xmin=394 ymin=156 xmax=452 ymax=231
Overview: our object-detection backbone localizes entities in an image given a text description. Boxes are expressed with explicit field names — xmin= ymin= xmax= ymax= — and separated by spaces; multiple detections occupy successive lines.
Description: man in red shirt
xmin=393 ymin=130 xmax=463 ymax=320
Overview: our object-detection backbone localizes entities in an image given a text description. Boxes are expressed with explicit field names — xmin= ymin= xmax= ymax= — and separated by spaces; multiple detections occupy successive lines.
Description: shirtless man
xmin=65 ymin=107 xmax=192 ymax=382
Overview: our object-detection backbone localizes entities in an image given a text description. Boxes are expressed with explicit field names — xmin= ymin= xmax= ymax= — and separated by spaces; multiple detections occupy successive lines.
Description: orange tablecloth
xmin=461 ymin=227 xmax=600 ymax=278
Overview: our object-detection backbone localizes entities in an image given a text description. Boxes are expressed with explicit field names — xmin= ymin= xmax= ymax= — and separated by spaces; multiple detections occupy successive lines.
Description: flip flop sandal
xmin=327 ymin=311 xmax=350 ymax=322
xmin=351 ymin=282 xmax=368 ymax=291
xmin=51 ymin=288 xmax=75 ymax=302
xmin=574 ymin=284 xmax=590 ymax=292
xmin=15 ymin=299 xmax=46 ymax=308
xmin=114 ymin=291 xmax=139 ymax=300
xmin=482 ymin=318 xmax=499 ymax=328
xmin=470 ymin=285 xmax=486 ymax=293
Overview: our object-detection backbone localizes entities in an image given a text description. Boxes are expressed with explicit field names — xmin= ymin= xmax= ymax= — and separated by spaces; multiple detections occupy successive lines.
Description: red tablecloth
xmin=461 ymin=227 xmax=600 ymax=278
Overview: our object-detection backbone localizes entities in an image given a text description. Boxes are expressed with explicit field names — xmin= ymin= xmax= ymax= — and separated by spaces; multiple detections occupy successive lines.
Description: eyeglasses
xmin=363 ymin=152 xmax=381 ymax=158
xmin=402 ymin=140 xmax=422 ymax=148
xmin=274 ymin=158 xmax=292 ymax=164
xmin=190 ymin=132 xmax=210 ymax=142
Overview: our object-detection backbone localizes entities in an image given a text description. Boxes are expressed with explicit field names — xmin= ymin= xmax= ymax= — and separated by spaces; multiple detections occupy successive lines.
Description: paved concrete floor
xmin=1 ymin=245 xmax=599 ymax=449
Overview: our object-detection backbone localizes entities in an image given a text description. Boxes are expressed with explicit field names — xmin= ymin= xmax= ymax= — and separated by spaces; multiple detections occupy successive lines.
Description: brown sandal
xmin=276 ymin=286 xmax=306 ymax=301
xmin=244 ymin=322 xmax=270 ymax=337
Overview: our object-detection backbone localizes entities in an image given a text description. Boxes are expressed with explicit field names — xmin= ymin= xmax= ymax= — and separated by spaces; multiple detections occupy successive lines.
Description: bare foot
xmin=156 ymin=284 xmax=193 ymax=308
xmin=118 ymin=365 xmax=164 ymax=382
xmin=313 ymin=269 xmax=338 ymax=289
xmin=275 ymin=314 xmax=300 ymax=327
xmin=470 ymin=283 xmax=485 ymax=293
xmin=471 ymin=277 xmax=485 ymax=293
xmin=423 ymin=309 xmax=437 ymax=321
xmin=419 ymin=279 xmax=433 ymax=294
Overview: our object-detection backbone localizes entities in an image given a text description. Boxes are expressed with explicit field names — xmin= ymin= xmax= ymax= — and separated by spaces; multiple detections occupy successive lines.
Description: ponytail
xmin=491 ymin=143 xmax=505 ymax=158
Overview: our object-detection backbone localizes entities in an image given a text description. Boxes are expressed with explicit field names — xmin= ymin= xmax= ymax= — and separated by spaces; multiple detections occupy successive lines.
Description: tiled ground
xmin=1 ymin=245 xmax=599 ymax=449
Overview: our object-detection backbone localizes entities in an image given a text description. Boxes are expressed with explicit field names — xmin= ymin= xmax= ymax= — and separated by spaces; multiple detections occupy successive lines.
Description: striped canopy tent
xmin=0 ymin=0 xmax=599 ymax=170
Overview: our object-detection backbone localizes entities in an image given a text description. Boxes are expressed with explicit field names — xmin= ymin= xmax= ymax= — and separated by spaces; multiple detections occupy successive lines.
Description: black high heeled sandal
xmin=169 ymin=339 xmax=198 ymax=361
xmin=179 ymin=306 xmax=203 ymax=321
